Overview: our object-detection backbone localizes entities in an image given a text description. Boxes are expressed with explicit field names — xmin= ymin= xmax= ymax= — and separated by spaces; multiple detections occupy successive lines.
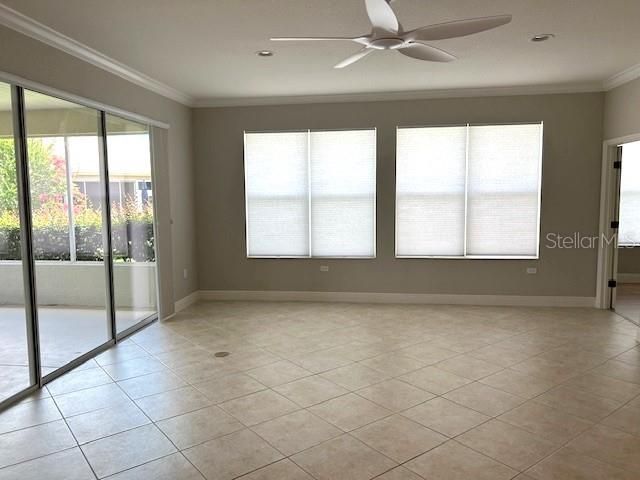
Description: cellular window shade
xmin=396 ymin=126 xmax=467 ymax=256
xmin=466 ymin=124 xmax=542 ymax=256
xmin=395 ymin=123 xmax=542 ymax=258
xmin=619 ymin=141 xmax=640 ymax=246
xmin=244 ymin=129 xmax=376 ymax=257
xmin=310 ymin=130 xmax=376 ymax=256
xmin=244 ymin=132 xmax=309 ymax=256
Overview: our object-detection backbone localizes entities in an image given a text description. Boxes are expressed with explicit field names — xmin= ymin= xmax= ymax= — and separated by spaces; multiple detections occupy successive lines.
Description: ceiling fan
xmin=271 ymin=0 xmax=512 ymax=68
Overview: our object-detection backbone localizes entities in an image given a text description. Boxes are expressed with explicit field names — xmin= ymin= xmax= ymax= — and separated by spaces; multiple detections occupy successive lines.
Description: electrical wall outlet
xmin=526 ymin=267 xmax=537 ymax=274
xmin=320 ymin=265 xmax=329 ymax=272
xmin=183 ymin=268 xmax=188 ymax=279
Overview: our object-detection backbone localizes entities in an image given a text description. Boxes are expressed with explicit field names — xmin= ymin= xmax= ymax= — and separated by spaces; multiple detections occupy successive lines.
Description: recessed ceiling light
xmin=531 ymin=34 xmax=554 ymax=42
xmin=256 ymin=50 xmax=274 ymax=57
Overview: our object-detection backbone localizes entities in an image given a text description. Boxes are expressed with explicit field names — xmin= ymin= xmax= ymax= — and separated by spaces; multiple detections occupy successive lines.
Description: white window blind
xmin=396 ymin=126 xmax=467 ymax=256
xmin=619 ymin=141 xmax=640 ymax=246
xmin=310 ymin=130 xmax=376 ymax=256
xmin=244 ymin=132 xmax=309 ymax=257
xmin=244 ymin=129 xmax=376 ymax=257
xmin=396 ymin=123 xmax=542 ymax=258
xmin=467 ymin=124 xmax=542 ymax=255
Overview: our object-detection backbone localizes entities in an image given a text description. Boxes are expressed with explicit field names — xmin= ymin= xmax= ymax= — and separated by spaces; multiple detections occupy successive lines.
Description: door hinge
xmin=608 ymin=279 xmax=617 ymax=288
xmin=614 ymin=160 xmax=622 ymax=169
xmin=611 ymin=220 xmax=620 ymax=229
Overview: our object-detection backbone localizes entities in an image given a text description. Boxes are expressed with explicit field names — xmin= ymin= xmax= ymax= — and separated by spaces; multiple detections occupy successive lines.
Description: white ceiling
xmin=2 ymin=0 xmax=640 ymax=105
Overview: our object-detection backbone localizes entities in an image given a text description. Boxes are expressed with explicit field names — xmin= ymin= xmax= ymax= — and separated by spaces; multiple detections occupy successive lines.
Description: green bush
xmin=0 ymin=211 xmax=21 ymax=259
xmin=0 ymin=191 xmax=155 ymax=262
xmin=0 ymin=137 xmax=155 ymax=262
xmin=0 ymin=138 xmax=67 ymax=214
xmin=0 ymin=215 xmax=155 ymax=261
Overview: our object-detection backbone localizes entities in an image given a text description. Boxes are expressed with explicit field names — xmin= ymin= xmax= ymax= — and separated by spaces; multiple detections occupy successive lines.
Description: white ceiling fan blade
xmin=271 ymin=37 xmax=360 ymax=42
xmin=406 ymin=15 xmax=512 ymax=42
xmin=334 ymin=48 xmax=375 ymax=69
xmin=398 ymin=43 xmax=456 ymax=62
xmin=365 ymin=0 xmax=399 ymax=33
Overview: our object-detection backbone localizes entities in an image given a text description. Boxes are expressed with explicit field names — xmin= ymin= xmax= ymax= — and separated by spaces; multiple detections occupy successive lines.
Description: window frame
xmin=243 ymin=127 xmax=377 ymax=259
xmin=394 ymin=121 xmax=543 ymax=260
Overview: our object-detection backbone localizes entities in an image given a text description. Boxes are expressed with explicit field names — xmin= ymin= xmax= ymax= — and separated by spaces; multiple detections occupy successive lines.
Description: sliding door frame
xmin=0 ymin=86 xmax=42 ymax=411
xmin=0 ymin=76 xmax=165 ymax=410
xmin=11 ymin=85 xmax=41 ymax=385
xmin=596 ymin=133 xmax=640 ymax=310
xmin=98 ymin=111 xmax=117 ymax=340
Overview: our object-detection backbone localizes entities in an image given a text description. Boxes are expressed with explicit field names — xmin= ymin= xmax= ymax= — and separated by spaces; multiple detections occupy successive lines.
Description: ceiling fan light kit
xmin=270 ymin=0 xmax=512 ymax=68
xmin=531 ymin=34 xmax=554 ymax=42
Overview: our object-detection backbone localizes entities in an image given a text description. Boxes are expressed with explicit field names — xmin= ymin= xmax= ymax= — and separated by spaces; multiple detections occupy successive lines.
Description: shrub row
xmin=0 ymin=221 xmax=155 ymax=261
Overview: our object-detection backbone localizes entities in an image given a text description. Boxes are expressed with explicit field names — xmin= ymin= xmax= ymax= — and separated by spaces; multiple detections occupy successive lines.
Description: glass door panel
xmin=105 ymin=115 xmax=157 ymax=333
xmin=23 ymin=90 xmax=110 ymax=373
xmin=614 ymin=142 xmax=640 ymax=323
xmin=0 ymin=82 xmax=33 ymax=401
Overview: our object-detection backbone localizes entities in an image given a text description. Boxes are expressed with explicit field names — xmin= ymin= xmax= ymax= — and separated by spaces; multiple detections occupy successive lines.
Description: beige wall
xmin=0 ymin=26 xmax=198 ymax=314
xmin=194 ymin=93 xmax=604 ymax=298
xmin=604 ymin=77 xmax=640 ymax=140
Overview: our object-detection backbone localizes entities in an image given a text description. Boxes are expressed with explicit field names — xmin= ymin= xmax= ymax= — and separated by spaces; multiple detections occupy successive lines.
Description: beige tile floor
xmin=1 ymin=301 xmax=640 ymax=479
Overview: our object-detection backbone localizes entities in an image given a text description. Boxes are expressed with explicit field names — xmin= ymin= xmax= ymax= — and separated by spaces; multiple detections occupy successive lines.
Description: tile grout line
xmin=98 ymin=369 xmax=210 ymax=480
xmin=46 ymin=390 xmax=100 ymax=480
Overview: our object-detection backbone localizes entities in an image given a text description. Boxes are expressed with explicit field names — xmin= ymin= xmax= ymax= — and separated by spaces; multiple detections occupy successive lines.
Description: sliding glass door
xmin=0 ymin=82 xmax=34 ymax=403
xmin=105 ymin=114 xmax=157 ymax=334
xmin=0 ymin=80 xmax=160 ymax=407
xmin=23 ymin=90 xmax=111 ymax=374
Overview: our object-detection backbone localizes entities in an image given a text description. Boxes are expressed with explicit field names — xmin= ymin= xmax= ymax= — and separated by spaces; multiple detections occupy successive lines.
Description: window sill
xmin=246 ymin=256 xmax=376 ymax=259
xmin=395 ymin=255 xmax=540 ymax=260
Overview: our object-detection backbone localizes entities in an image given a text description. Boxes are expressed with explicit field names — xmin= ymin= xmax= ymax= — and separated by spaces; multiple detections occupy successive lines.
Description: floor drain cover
xmin=214 ymin=351 xmax=230 ymax=357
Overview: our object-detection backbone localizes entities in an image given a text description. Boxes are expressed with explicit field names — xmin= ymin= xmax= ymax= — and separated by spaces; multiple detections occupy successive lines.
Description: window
xmin=244 ymin=129 xmax=376 ymax=257
xmin=396 ymin=123 xmax=543 ymax=258
xmin=619 ymin=141 xmax=640 ymax=246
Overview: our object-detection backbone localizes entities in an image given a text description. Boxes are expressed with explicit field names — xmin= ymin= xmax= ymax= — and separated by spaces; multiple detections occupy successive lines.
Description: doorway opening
xmin=597 ymin=135 xmax=640 ymax=328
xmin=613 ymin=141 xmax=640 ymax=323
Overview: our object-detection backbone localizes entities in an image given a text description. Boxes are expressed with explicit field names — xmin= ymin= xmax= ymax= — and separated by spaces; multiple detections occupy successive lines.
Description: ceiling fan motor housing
xmin=368 ymin=37 xmax=405 ymax=50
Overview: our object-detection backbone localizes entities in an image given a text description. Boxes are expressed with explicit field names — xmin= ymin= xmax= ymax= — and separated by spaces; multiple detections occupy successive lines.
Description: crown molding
xmin=0 ymin=3 xmax=194 ymax=106
xmin=603 ymin=62 xmax=640 ymax=91
xmin=193 ymin=82 xmax=604 ymax=108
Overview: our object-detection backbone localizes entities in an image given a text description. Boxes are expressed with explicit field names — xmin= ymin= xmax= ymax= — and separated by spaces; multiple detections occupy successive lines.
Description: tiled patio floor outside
xmin=0 ymin=307 xmax=153 ymax=400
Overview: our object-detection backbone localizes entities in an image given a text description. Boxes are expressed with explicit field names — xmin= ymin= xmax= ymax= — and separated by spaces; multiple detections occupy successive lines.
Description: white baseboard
xmin=198 ymin=290 xmax=596 ymax=308
xmin=174 ymin=291 xmax=200 ymax=312
xmin=618 ymin=273 xmax=640 ymax=284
